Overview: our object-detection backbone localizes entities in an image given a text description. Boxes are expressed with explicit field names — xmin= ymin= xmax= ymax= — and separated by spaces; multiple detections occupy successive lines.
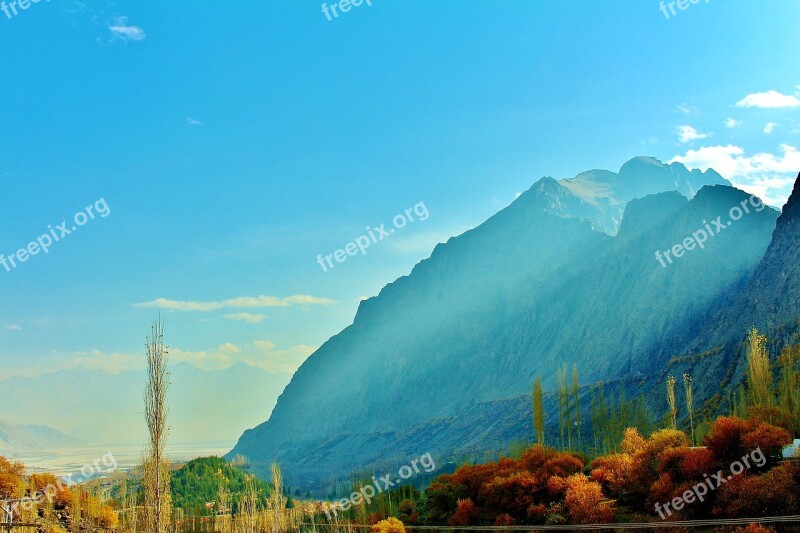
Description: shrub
xmin=564 ymin=474 xmax=614 ymax=524
xmin=371 ymin=517 xmax=406 ymax=533
xmin=590 ymin=453 xmax=632 ymax=496
xmin=449 ymin=498 xmax=476 ymax=526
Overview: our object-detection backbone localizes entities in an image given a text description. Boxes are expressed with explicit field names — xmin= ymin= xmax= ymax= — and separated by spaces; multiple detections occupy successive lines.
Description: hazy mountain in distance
xmin=0 ymin=362 xmax=291 ymax=446
xmin=0 ymin=420 xmax=85 ymax=454
xmin=647 ymin=172 xmax=800 ymax=418
xmin=556 ymin=156 xmax=730 ymax=234
xmin=229 ymin=159 xmax=769 ymax=491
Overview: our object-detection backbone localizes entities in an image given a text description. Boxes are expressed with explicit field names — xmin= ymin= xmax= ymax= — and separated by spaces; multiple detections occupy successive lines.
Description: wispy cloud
xmin=670 ymin=143 xmax=800 ymax=206
xmin=5 ymin=324 xmax=22 ymax=331
xmin=736 ymin=90 xmax=800 ymax=109
xmin=133 ymin=294 xmax=336 ymax=312
xmin=764 ymin=122 xmax=779 ymax=134
xmin=224 ymin=312 xmax=267 ymax=324
xmin=186 ymin=117 xmax=203 ymax=126
xmin=281 ymin=295 xmax=337 ymax=306
xmin=2 ymin=338 xmax=317 ymax=378
xmin=725 ymin=118 xmax=742 ymax=128
xmin=245 ymin=341 xmax=316 ymax=374
xmin=108 ymin=16 xmax=146 ymax=42
xmin=676 ymin=103 xmax=698 ymax=115
xmin=677 ymin=125 xmax=711 ymax=143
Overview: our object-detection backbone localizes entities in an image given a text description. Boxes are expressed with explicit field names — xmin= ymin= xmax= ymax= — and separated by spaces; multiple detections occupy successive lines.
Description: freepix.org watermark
xmin=659 ymin=0 xmax=710 ymax=20
xmin=321 ymin=0 xmax=371 ymax=21
xmin=1 ymin=198 xmax=111 ymax=274
xmin=323 ymin=453 xmax=435 ymax=518
xmin=1 ymin=0 xmax=50 ymax=21
xmin=316 ymin=202 xmax=429 ymax=273
xmin=12 ymin=453 xmax=117 ymax=515
xmin=655 ymin=193 xmax=765 ymax=268
xmin=654 ymin=447 xmax=766 ymax=519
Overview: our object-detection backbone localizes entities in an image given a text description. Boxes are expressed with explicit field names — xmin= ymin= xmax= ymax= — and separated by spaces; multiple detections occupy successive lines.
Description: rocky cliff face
xmin=228 ymin=160 xmax=781 ymax=492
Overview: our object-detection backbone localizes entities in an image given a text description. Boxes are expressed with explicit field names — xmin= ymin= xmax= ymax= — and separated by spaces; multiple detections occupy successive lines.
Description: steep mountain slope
xmin=229 ymin=160 xmax=773 ymax=490
xmin=659 ymin=173 xmax=800 ymax=416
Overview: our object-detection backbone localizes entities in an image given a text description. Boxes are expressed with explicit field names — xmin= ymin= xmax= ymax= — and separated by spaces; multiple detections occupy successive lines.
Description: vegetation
xmin=143 ymin=319 xmax=172 ymax=533
xmin=1 ymin=326 xmax=797 ymax=531
xmin=170 ymin=456 xmax=273 ymax=516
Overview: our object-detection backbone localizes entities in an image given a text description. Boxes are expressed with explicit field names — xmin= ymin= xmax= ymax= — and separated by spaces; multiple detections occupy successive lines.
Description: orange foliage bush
xmin=621 ymin=428 xmax=647 ymax=455
xmin=705 ymin=417 xmax=790 ymax=466
xmin=371 ymin=517 xmax=406 ymax=533
xmin=29 ymin=473 xmax=73 ymax=508
xmin=713 ymin=462 xmax=800 ymax=518
xmin=449 ymin=498 xmax=477 ymax=526
xmin=98 ymin=504 xmax=119 ymax=528
xmin=479 ymin=471 xmax=542 ymax=518
xmin=563 ymin=474 xmax=614 ymax=524
xmin=590 ymin=453 xmax=632 ymax=496
xmin=0 ymin=456 xmax=24 ymax=498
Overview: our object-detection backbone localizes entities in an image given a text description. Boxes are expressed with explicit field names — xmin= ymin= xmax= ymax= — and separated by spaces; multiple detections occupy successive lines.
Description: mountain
xmin=0 ymin=420 xmax=85 ymax=454
xmin=648 ymin=172 xmax=800 ymax=417
xmin=0 ymin=362 xmax=291 ymax=446
xmin=228 ymin=158 xmax=775 ymax=491
xmin=556 ymin=156 xmax=730 ymax=234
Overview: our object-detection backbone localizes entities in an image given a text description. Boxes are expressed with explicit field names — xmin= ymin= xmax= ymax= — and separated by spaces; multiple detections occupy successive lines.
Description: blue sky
xmin=1 ymin=0 xmax=799 ymax=386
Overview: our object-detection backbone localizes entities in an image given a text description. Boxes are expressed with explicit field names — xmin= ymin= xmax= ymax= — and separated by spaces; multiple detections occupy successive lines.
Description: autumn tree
xmin=778 ymin=343 xmax=800 ymax=436
xmin=564 ymin=474 xmax=614 ymax=524
xmin=143 ymin=319 xmax=172 ymax=533
xmin=683 ymin=374 xmax=696 ymax=445
xmin=532 ymin=378 xmax=545 ymax=445
xmin=557 ymin=365 xmax=572 ymax=449
xmin=746 ymin=328 xmax=773 ymax=411
xmin=572 ymin=365 xmax=581 ymax=451
xmin=666 ymin=375 xmax=678 ymax=430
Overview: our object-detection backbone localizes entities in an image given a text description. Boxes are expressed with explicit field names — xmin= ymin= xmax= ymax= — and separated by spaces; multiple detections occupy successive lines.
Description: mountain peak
xmin=778 ymin=173 xmax=800 ymax=228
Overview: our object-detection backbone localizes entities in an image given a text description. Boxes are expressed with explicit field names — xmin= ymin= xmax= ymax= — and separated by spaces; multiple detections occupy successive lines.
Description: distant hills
xmin=229 ymin=157 xmax=792 ymax=491
xmin=0 ymin=419 xmax=85 ymax=454
xmin=0 ymin=362 xmax=291 ymax=446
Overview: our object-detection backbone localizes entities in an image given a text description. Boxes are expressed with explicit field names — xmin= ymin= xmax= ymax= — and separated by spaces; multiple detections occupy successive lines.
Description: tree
xmin=746 ymin=328 xmax=773 ymax=411
xmin=572 ymin=366 xmax=581 ymax=451
xmin=683 ymin=374 xmax=696 ymax=445
xmin=532 ymin=378 xmax=545 ymax=445
xmin=143 ymin=319 xmax=172 ymax=533
xmin=371 ymin=517 xmax=406 ymax=533
xmin=564 ymin=474 xmax=614 ymax=524
xmin=778 ymin=344 xmax=800 ymax=436
xmin=666 ymin=375 xmax=678 ymax=430
xmin=558 ymin=365 xmax=572 ymax=449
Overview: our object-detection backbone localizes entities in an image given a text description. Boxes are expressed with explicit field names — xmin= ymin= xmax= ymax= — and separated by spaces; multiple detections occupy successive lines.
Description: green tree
xmin=532 ymin=377 xmax=545 ymax=445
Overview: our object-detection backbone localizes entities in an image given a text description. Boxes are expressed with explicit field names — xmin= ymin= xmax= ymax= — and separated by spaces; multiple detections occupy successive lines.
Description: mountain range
xmin=228 ymin=157 xmax=798 ymax=493
xmin=0 ymin=419 xmax=85 ymax=455
xmin=0 ymin=362 xmax=291 ymax=447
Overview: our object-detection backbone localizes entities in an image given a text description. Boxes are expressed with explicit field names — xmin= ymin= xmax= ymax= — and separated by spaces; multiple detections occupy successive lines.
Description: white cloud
xmin=224 ymin=312 xmax=267 ymax=324
xmin=764 ymin=122 xmax=779 ymax=134
xmin=725 ymin=118 xmax=742 ymax=128
xmin=133 ymin=294 xmax=336 ymax=312
xmin=186 ymin=117 xmax=203 ymax=126
xmin=281 ymin=295 xmax=336 ymax=306
xmin=5 ymin=324 xmax=22 ymax=331
xmin=677 ymin=125 xmax=711 ymax=143
xmin=108 ymin=16 xmax=146 ymax=42
xmin=246 ymin=341 xmax=316 ymax=374
xmin=1 ymin=339 xmax=317 ymax=378
xmin=676 ymin=103 xmax=698 ymax=115
xmin=670 ymin=144 xmax=800 ymax=206
xmin=736 ymin=90 xmax=800 ymax=109
xmin=218 ymin=342 xmax=241 ymax=354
